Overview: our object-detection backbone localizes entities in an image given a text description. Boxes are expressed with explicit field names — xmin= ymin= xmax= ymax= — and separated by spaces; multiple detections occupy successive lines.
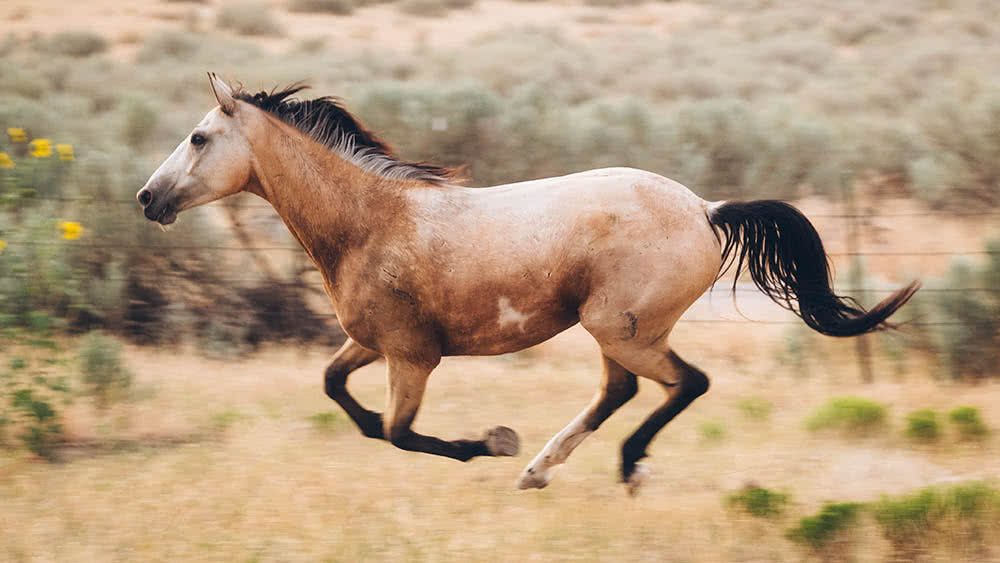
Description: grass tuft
xmin=805 ymin=397 xmax=887 ymax=435
xmin=904 ymin=408 xmax=940 ymax=442
xmin=727 ymin=486 xmax=789 ymax=517
xmin=949 ymin=406 xmax=989 ymax=439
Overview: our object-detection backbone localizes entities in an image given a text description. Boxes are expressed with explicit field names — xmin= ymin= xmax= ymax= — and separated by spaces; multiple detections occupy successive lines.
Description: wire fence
xmin=3 ymin=194 xmax=998 ymax=329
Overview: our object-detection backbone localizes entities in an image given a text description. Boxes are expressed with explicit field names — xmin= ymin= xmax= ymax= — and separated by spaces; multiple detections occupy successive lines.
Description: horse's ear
xmin=207 ymin=72 xmax=237 ymax=116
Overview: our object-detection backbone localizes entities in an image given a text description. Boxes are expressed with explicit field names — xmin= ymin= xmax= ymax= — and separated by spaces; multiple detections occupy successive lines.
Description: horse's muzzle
xmin=137 ymin=187 xmax=177 ymax=225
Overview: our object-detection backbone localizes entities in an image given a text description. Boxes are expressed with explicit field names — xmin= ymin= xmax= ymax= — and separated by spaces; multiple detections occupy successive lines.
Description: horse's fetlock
xmin=387 ymin=426 xmax=412 ymax=448
xmin=687 ymin=369 xmax=710 ymax=398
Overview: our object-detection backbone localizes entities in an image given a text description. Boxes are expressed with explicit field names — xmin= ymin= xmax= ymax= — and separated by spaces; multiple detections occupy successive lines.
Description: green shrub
xmin=288 ymin=0 xmax=356 ymax=14
xmin=805 ymin=397 xmax=887 ymax=434
xmin=935 ymin=246 xmax=1000 ymax=379
xmin=78 ymin=332 xmax=132 ymax=409
xmin=727 ymin=486 xmax=789 ymax=517
xmin=736 ymin=397 xmax=773 ymax=421
xmin=217 ymin=2 xmax=284 ymax=36
xmin=43 ymin=31 xmax=108 ymax=58
xmin=905 ymin=408 xmax=940 ymax=442
xmin=949 ymin=406 xmax=989 ymax=438
xmin=786 ymin=502 xmax=863 ymax=551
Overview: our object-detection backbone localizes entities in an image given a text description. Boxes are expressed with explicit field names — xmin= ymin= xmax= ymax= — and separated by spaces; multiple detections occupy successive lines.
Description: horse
xmin=137 ymin=74 xmax=920 ymax=493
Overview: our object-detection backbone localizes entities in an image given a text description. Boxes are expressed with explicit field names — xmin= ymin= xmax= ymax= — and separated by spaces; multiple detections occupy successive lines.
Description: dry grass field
xmin=2 ymin=0 xmax=999 ymax=561
xmin=2 ymin=324 xmax=998 ymax=562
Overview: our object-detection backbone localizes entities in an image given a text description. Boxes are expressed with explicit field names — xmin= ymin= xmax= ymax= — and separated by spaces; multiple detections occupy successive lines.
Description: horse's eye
xmin=191 ymin=133 xmax=207 ymax=147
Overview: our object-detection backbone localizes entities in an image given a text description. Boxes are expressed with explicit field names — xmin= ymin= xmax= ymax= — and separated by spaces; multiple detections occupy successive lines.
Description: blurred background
xmin=0 ymin=0 xmax=998 ymax=561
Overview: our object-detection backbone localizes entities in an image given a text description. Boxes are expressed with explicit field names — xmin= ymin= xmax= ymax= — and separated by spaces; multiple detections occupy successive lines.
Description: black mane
xmin=234 ymin=85 xmax=456 ymax=184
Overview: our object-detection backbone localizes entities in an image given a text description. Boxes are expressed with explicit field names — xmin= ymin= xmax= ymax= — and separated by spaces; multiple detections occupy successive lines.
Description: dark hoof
xmin=484 ymin=426 xmax=519 ymax=456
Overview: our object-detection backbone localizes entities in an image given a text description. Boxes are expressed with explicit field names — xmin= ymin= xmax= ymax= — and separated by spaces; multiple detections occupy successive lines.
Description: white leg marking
xmin=517 ymin=411 xmax=594 ymax=489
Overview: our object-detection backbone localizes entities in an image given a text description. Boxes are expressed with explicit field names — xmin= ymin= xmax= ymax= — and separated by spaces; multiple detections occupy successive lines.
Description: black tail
xmin=709 ymin=200 xmax=920 ymax=337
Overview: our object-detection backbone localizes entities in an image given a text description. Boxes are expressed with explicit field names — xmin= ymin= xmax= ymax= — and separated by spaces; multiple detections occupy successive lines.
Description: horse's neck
xmin=248 ymin=129 xmax=385 ymax=272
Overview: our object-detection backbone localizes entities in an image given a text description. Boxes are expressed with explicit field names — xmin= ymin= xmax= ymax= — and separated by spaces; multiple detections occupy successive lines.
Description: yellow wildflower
xmin=29 ymin=139 xmax=52 ymax=158
xmin=59 ymin=221 xmax=82 ymax=240
xmin=56 ymin=143 xmax=74 ymax=161
xmin=0 ymin=153 xmax=13 ymax=169
xmin=7 ymin=127 xmax=27 ymax=143
xmin=0 ymin=240 xmax=6 ymax=255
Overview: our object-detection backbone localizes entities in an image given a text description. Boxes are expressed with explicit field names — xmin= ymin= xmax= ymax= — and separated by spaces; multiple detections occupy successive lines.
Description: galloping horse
xmin=137 ymin=75 xmax=919 ymax=493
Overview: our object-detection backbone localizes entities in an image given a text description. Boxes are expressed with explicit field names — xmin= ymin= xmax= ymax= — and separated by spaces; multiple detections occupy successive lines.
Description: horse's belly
xmin=437 ymin=302 xmax=579 ymax=356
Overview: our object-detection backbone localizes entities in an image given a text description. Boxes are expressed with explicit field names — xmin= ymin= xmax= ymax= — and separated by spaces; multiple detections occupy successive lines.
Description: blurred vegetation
xmin=0 ymin=0 xmax=997 ymax=372
xmin=0 ymin=325 xmax=71 ymax=460
xmin=785 ymin=502 xmax=863 ymax=555
xmin=805 ymin=397 xmax=887 ymax=435
xmin=288 ymin=0 xmax=357 ymax=15
xmin=949 ymin=406 xmax=989 ymax=439
xmin=216 ymin=2 xmax=284 ymax=36
xmin=41 ymin=31 xmax=108 ymax=58
xmin=735 ymin=396 xmax=773 ymax=422
xmin=934 ymin=244 xmax=1000 ymax=380
xmin=727 ymin=486 xmax=789 ymax=518
xmin=697 ymin=419 xmax=727 ymax=443
xmin=873 ymin=482 xmax=1000 ymax=560
xmin=78 ymin=331 xmax=133 ymax=409
xmin=306 ymin=410 xmax=346 ymax=434
xmin=904 ymin=408 xmax=940 ymax=442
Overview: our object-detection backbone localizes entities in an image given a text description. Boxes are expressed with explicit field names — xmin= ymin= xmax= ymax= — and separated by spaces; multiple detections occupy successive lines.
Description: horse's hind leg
xmin=324 ymin=337 xmax=384 ymax=438
xmin=516 ymin=354 xmax=638 ymax=490
xmin=382 ymin=355 xmax=520 ymax=462
xmin=616 ymin=349 xmax=709 ymax=495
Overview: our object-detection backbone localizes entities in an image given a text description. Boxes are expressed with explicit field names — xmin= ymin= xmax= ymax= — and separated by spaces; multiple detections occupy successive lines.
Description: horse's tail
xmin=707 ymin=200 xmax=920 ymax=337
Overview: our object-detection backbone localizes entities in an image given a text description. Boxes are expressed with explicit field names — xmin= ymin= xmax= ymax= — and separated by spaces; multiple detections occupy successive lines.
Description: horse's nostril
xmin=137 ymin=188 xmax=153 ymax=207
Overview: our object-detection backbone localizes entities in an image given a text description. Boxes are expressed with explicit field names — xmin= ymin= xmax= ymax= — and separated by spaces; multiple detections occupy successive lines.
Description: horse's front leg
xmin=324 ymin=338 xmax=384 ymax=438
xmin=384 ymin=355 xmax=519 ymax=462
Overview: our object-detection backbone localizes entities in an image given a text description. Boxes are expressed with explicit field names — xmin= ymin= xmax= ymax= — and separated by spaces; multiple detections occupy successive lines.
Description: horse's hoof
xmin=625 ymin=462 xmax=649 ymax=497
xmin=516 ymin=466 xmax=554 ymax=490
xmin=485 ymin=426 xmax=519 ymax=457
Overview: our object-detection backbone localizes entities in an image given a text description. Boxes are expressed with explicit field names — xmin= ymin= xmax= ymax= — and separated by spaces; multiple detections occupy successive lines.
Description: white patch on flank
xmin=497 ymin=296 xmax=533 ymax=332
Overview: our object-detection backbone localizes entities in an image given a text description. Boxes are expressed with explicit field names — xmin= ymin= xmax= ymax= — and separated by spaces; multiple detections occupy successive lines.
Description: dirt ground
xmin=1 ymin=325 xmax=998 ymax=561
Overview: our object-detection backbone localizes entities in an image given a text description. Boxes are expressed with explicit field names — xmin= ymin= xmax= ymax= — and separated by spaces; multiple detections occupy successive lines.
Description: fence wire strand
xmin=2 ymin=195 xmax=998 ymax=330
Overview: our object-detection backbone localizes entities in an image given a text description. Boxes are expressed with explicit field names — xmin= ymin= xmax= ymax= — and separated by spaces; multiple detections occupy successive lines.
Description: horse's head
xmin=137 ymin=74 xmax=254 ymax=225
